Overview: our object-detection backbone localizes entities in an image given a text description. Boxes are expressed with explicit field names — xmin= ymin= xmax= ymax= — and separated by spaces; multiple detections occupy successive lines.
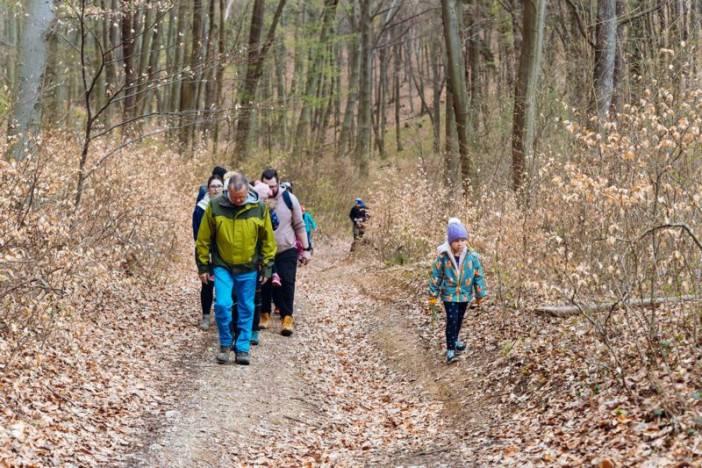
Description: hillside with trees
xmin=1 ymin=0 xmax=701 ymax=465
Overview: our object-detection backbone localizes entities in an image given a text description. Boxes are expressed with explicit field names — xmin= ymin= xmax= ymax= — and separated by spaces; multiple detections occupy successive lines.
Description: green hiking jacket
xmin=196 ymin=191 xmax=277 ymax=278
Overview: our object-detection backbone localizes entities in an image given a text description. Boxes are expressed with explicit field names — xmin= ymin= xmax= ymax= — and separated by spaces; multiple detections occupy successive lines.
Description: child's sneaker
xmin=446 ymin=350 xmax=458 ymax=364
xmin=272 ymin=273 xmax=282 ymax=287
xmin=455 ymin=340 xmax=467 ymax=352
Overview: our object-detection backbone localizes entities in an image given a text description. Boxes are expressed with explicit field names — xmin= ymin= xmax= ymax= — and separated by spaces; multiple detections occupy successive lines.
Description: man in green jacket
xmin=196 ymin=172 xmax=276 ymax=365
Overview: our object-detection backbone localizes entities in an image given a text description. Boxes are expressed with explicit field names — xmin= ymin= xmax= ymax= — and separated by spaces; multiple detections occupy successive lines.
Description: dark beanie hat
xmin=212 ymin=166 xmax=227 ymax=179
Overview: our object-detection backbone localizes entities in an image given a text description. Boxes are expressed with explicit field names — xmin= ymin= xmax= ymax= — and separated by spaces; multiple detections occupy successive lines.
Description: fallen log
xmin=536 ymin=295 xmax=702 ymax=318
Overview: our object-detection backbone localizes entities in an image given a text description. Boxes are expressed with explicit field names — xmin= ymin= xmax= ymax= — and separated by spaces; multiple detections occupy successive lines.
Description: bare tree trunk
xmin=136 ymin=2 xmax=161 ymax=115
xmin=294 ymin=0 xmax=339 ymax=153
xmin=339 ymin=4 xmax=359 ymax=155
xmin=121 ymin=0 xmax=138 ymax=123
xmin=394 ymin=38 xmax=403 ymax=152
xmin=179 ymin=0 xmax=203 ymax=148
xmin=273 ymin=35 xmax=287 ymax=147
xmin=466 ymin=0 xmax=480 ymax=134
xmin=203 ymin=0 xmax=219 ymax=138
xmin=444 ymin=82 xmax=459 ymax=187
xmin=42 ymin=26 xmax=60 ymax=128
xmin=6 ymin=0 xmax=56 ymax=160
xmin=441 ymin=0 xmax=474 ymax=191
xmin=592 ymin=0 xmax=617 ymax=121
xmin=233 ymin=0 xmax=287 ymax=162
xmin=511 ymin=0 xmax=546 ymax=192
xmin=430 ymin=34 xmax=443 ymax=154
xmin=356 ymin=0 xmax=371 ymax=175
xmin=213 ymin=0 xmax=226 ymax=151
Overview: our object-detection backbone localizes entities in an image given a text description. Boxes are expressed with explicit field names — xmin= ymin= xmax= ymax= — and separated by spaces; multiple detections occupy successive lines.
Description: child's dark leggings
xmin=444 ymin=301 xmax=468 ymax=350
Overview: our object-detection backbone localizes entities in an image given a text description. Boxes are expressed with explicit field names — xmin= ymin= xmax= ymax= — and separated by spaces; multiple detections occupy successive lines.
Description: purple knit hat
xmin=447 ymin=222 xmax=468 ymax=244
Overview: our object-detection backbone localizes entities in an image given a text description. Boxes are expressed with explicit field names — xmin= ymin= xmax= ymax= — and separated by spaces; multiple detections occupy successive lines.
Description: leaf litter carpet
xmin=134 ymin=243 xmax=476 ymax=466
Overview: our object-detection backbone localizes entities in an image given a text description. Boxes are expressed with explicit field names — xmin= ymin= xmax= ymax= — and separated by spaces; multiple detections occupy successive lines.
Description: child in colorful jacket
xmin=428 ymin=221 xmax=488 ymax=363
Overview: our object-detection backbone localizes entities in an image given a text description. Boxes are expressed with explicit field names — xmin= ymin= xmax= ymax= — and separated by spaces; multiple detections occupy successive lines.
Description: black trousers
xmin=261 ymin=247 xmax=298 ymax=317
xmin=443 ymin=302 xmax=468 ymax=351
xmin=200 ymin=280 xmax=214 ymax=317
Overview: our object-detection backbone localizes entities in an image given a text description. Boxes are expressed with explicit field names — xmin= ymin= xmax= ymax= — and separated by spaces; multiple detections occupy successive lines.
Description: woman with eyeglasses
xmin=193 ymin=175 xmax=224 ymax=330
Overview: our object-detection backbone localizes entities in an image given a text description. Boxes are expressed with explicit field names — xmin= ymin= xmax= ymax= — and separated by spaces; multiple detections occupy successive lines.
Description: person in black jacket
xmin=349 ymin=198 xmax=369 ymax=240
xmin=192 ymin=175 xmax=224 ymax=330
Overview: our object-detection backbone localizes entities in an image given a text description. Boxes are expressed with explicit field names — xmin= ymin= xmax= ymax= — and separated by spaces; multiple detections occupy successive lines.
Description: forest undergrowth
xmin=0 ymin=135 xmax=208 ymax=463
xmin=1 ymin=86 xmax=702 ymax=465
xmin=361 ymin=87 xmax=702 ymax=463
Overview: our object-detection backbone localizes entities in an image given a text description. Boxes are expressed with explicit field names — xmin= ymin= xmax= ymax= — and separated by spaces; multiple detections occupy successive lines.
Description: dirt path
xmin=132 ymin=242 xmax=490 ymax=466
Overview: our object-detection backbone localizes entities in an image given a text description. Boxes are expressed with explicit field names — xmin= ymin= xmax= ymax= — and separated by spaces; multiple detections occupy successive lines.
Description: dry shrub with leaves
xmin=0 ymin=135 xmax=204 ymax=464
xmin=364 ymin=86 xmax=702 ymax=454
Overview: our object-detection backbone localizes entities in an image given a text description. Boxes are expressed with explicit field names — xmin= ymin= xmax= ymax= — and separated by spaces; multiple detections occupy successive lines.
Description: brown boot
xmin=259 ymin=312 xmax=271 ymax=329
xmin=281 ymin=315 xmax=294 ymax=336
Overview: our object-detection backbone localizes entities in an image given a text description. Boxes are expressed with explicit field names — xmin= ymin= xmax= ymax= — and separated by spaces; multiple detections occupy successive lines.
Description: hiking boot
xmin=281 ymin=315 xmax=294 ymax=336
xmin=446 ymin=350 xmax=458 ymax=364
xmin=272 ymin=273 xmax=282 ymax=287
xmin=455 ymin=340 xmax=467 ymax=352
xmin=216 ymin=346 xmax=230 ymax=364
xmin=259 ymin=312 xmax=271 ymax=329
xmin=235 ymin=351 xmax=250 ymax=365
xmin=200 ymin=314 xmax=210 ymax=331
xmin=250 ymin=330 xmax=260 ymax=345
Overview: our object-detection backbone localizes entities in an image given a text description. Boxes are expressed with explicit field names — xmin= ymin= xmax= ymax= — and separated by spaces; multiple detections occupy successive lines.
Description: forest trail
xmin=129 ymin=241 xmax=496 ymax=466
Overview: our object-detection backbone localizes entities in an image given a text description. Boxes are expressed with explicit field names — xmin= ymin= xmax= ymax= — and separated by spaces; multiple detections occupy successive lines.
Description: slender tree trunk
xmin=294 ymin=0 xmax=339 ymax=153
xmin=179 ymin=0 xmax=203 ymax=148
xmin=431 ymin=35 xmax=442 ymax=154
xmin=394 ymin=39 xmax=403 ymax=152
xmin=169 ymin=0 xmax=188 ymax=120
xmin=511 ymin=0 xmax=546 ymax=192
xmin=441 ymin=0 xmax=474 ymax=191
xmin=273 ymin=35 xmax=287 ymax=147
xmin=592 ymin=0 xmax=617 ymax=121
xmin=42 ymin=26 xmax=60 ymax=128
xmin=466 ymin=0 xmax=480 ymax=134
xmin=204 ymin=0 xmax=219 ymax=138
xmin=356 ymin=0 xmax=371 ymax=175
xmin=138 ymin=2 xmax=162 ymax=115
xmin=444 ymin=83 xmax=459 ymax=187
xmin=339 ymin=6 xmax=359 ymax=154
xmin=101 ymin=0 xmax=118 ymax=123
xmin=6 ymin=0 xmax=56 ymax=160
xmin=121 ymin=0 xmax=138 ymax=123
xmin=213 ymin=0 xmax=226 ymax=151
xmin=233 ymin=0 xmax=287 ymax=162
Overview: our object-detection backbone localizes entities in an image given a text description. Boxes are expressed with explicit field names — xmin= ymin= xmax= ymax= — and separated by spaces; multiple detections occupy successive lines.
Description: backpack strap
xmin=282 ymin=189 xmax=294 ymax=211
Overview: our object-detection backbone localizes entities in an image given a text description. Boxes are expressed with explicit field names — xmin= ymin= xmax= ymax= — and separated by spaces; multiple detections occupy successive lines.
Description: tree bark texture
xmin=511 ymin=0 xmax=546 ymax=192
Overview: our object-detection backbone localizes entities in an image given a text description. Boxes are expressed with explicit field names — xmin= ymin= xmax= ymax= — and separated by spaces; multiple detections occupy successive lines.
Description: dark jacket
xmin=349 ymin=205 xmax=368 ymax=222
xmin=192 ymin=184 xmax=208 ymax=240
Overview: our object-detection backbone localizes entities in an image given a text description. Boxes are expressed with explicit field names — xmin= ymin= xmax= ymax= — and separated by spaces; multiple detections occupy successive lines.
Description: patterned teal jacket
xmin=429 ymin=245 xmax=488 ymax=303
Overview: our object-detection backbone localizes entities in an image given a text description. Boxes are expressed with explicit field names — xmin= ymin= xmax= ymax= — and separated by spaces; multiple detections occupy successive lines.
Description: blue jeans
xmin=213 ymin=267 xmax=257 ymax=352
